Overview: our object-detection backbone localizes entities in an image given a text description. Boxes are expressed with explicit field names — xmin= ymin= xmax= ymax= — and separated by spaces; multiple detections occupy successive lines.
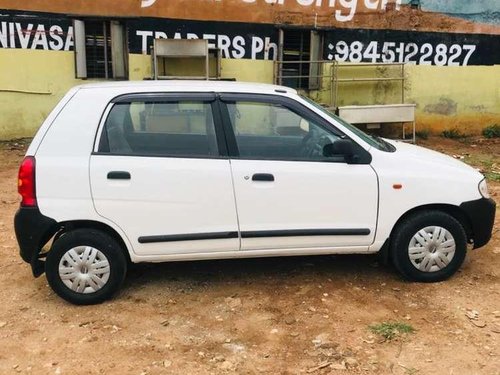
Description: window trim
xmin=73 ymin=20 xmax=87 ymax=79
xmin=111 ymin=93 xmax=218 ymax=103
xmin=93 ymin=92 xmax=229 ymax=159
xmin=218 ymin=93 xmax=372 ymax=164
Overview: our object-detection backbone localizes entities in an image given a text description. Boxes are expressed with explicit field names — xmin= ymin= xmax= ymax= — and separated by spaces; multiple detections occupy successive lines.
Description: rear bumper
xmin=14 ymin=207 xmax=58 ymax=277
xmin=460 ymin=198 xmax=496 ymax=249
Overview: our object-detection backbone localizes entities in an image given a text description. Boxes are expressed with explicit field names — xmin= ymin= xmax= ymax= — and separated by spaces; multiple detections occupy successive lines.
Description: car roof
xmin=78 ymin=80 xmax=297 ymax=95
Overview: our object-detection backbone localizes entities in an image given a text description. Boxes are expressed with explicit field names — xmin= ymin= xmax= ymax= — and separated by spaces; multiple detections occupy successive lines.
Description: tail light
xmin=18 ymin=156 xmax=37 ymax=207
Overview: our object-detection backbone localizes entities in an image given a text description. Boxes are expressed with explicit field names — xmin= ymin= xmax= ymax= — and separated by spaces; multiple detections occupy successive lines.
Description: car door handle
xmin=107 ymin=171 xmax=131 ymax=180
xmin=252 ymin=173 xmax=274 ymax=182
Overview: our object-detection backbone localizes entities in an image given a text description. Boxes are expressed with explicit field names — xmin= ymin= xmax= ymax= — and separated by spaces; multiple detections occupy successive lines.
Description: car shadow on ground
xmin=123 ymin=254 xmax=400 ymax=292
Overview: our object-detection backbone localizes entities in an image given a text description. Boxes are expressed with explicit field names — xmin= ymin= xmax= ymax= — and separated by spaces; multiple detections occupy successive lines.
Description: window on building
xmin=279 ymin=29 xmax=322 ymax=90
xmin=73 ymin=20 xmax=127 ymax=79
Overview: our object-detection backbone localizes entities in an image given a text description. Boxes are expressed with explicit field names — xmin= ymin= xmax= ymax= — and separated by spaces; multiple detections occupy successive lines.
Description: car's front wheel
xmin=391 ymin=210 xmax=467 ymax=282
xmin=45 ymin=229 xmax=127 ymax=305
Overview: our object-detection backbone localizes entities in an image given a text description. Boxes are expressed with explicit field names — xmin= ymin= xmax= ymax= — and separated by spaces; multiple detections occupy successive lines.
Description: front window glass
xmin=226 ymin=101 xmax=343 ymax=161
xmin=300 ymin=95 xmax=395 ymax=152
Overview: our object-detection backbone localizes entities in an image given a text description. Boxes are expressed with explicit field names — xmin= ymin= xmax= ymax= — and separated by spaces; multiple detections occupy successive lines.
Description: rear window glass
xmin=98 ymin=101 xmax=219 ymax=157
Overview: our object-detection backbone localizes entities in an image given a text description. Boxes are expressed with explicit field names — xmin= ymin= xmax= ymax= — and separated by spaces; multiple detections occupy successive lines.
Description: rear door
xmin=219 ymin=94 xmax=378 ymax=252
xmin=90 ymin=93 xmax=240 ymax=257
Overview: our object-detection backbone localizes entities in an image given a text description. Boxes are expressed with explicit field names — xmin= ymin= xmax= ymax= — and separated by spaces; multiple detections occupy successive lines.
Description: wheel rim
xmin=408 ymin=226 xmax=456 ymax=273
xmin=58 ymin=246 xmax=110 ymax=294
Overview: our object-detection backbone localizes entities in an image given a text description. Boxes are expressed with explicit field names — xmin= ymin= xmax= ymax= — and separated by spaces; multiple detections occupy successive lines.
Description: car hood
xmin=383 ymin=139 xmax=482 ymax=178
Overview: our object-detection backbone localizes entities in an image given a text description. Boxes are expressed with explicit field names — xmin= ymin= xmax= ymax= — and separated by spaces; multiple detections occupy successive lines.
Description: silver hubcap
xmin=408 ymin=226 xmax=456 ymax=272
xmin=58 ymin=246 xmax=110 ymax=294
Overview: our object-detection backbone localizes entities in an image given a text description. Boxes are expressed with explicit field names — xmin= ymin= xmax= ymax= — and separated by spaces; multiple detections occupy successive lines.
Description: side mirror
xmin=323 ymin=139 xmax=358 ymax=163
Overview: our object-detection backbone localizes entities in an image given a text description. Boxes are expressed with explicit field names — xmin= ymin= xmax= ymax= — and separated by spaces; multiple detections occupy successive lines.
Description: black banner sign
xmin=0 ymin=10 xmax=280 ymax=60
xmin=324 ymin=28 xmax=500 ymax=66
xmin=128 ymin=18 xmax=279 ymax=59
xmin=0 ymin=11 xmax=73 ymax=51
xmin=2 ymin=10 xmax=500 ymax=66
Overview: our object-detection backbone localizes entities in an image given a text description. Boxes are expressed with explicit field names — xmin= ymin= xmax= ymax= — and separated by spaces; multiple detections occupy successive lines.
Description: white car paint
xmin=27 ymin=80 xmax=486 ymax=264
xmin=90 ymin=155 xmax=240 ymax=256
xmin=368 ymin=140 xmax=482 ymax=252
xmin=230 ymin=159 xmax=378 ymax=250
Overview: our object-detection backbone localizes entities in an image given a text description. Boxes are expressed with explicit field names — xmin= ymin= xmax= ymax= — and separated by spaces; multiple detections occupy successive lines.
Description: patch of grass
xmin=463 ymin=154 xmax=500 ymax=182
xmin=0 ymin=138 xmax=31 ymax=151
xmin=415 ymin=130 xmax=429 ymax=140
xmin=441 ymin=128 xmax=468 ymax=139
xmin=399 ymin=365 xmax=420 ymax=375
xmin=369 ymin=322 xmax=415 ymax=340
xmin=482 ymin=124 xmax=500 ymax=139
xmin=485 ymin=172 xmax=500 ymax=182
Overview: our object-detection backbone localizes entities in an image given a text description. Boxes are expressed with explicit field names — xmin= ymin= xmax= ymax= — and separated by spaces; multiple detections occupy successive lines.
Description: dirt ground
xmin=0 ymin=137 xmax=498 ymax=375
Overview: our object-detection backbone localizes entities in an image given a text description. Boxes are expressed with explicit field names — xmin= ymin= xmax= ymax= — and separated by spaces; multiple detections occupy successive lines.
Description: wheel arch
xmin=388 ymin=204 xmax=470 ymax=282
xmin=56 ymin=220 xmax=132 ymax=264
xmin=390 ymin=204 xmax=473 ymax=244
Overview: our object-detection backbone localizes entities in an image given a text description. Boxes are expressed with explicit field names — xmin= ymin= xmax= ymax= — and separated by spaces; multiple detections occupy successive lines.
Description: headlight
xmin=479 ymin=179 xmax=490 ymax=199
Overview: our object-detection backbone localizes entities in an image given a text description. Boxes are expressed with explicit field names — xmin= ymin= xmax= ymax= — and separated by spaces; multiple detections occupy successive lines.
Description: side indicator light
xmin=393 ymin=184 xmax=403 ymax=190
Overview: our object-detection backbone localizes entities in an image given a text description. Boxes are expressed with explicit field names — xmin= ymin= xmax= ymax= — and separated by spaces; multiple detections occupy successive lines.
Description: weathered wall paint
xmin=0 ymin=49 xmax=82 ymax=139
xmin=307 ymin=63 xmax=500 ymax=134
xmin=0 ymin=48 xmax=276 ymax=139
xmin=404 ymin=64 xmax=500 ymax=134
xmin=2 ymin=11 xmax=498 ymax=66
xmin=1 ymin=0 xmax=499 ymax=33
xmin=129 ymin=52 xmax=274 ymax=83
xmin=416 ymin=0 xmax=500 ymax=25
xmin=0 ymin=3 xmax=499 ymax=139
xmin=0 ymin=0 xmax=408 ymax=25
xmin=1 ymin=47 xmax=498 ymax=139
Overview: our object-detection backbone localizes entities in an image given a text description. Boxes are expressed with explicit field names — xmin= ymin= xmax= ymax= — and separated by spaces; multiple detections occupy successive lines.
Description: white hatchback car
xmin=15 ymin=81 xmax=495 ymax=305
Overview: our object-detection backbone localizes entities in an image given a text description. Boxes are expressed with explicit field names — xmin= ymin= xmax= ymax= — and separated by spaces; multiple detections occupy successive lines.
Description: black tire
xmin=45 ymin=229 xmax=127 ymax=305
xmin=390 ymin=210 xmax=467 ymax=282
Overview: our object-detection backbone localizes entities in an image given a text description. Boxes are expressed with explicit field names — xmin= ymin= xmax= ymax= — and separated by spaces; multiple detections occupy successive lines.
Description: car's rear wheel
xmin=45 ymin=229 xmax=127 ymax=305
xmin=391 ymin=210 xmax=467 ymax=282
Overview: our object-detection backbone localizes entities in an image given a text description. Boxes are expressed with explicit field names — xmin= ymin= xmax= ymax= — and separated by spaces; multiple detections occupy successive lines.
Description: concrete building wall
xmin=0 ymin=1 xmax=499 ymax=139
xmin=0 ymin=48 xmax=276 ymax=139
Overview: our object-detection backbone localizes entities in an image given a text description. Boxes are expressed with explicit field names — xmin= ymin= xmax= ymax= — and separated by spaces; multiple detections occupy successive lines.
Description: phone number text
xmin=327 ymin=41 xmax=477 ymax=66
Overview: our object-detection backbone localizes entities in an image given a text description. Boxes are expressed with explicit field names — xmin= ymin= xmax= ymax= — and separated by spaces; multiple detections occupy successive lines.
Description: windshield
xmin=300 ymin=95 xmax=395 ymax=152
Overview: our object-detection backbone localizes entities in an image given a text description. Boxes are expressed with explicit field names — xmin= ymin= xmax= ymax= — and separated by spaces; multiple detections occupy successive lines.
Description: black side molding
xmin=241 ymin=229 xmax=370 ymax=238
xmin=138 ymin=231 xmax=239 ymax=244
xmin=138 ymin=228 xmax=370 ymax=243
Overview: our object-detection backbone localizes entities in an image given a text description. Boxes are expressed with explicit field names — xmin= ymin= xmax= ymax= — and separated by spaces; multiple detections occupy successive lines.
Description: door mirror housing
xmin=323 ymin=139 xmax=358 ymax=164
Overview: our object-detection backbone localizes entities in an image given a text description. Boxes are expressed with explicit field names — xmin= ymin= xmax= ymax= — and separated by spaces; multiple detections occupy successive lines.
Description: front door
xmin=90 ymin=93 xmax=239 ymax=256
xmin=220 ymin=94 xmax=378 ymax=252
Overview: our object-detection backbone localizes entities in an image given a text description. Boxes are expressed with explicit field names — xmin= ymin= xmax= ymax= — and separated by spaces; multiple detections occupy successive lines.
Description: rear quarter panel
xmin=34 ymin=87 xmax=133 ymax=248
xmin=26 ymin=87 xmax=80 ymax=156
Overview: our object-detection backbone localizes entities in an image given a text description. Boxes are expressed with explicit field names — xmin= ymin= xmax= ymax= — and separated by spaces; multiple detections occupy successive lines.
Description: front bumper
xmin=14 ymin=207 xmax=58 ymax=277
xmin=460 ymin=197 xmax=496 ymax=249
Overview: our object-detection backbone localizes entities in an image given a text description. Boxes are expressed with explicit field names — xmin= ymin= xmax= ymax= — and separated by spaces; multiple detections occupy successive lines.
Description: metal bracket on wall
xmin=151 ymin=39 xmax=221 ymax=80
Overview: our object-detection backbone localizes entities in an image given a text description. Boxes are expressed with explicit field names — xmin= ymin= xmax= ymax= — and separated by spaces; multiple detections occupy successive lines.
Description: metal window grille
xmin=85 ymin=21 xmax=113 ymax=79
xmin=281 ymin=29 xmax=311 ymax=89
xmin=74 ymin=19 xmax=127 ymax=79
